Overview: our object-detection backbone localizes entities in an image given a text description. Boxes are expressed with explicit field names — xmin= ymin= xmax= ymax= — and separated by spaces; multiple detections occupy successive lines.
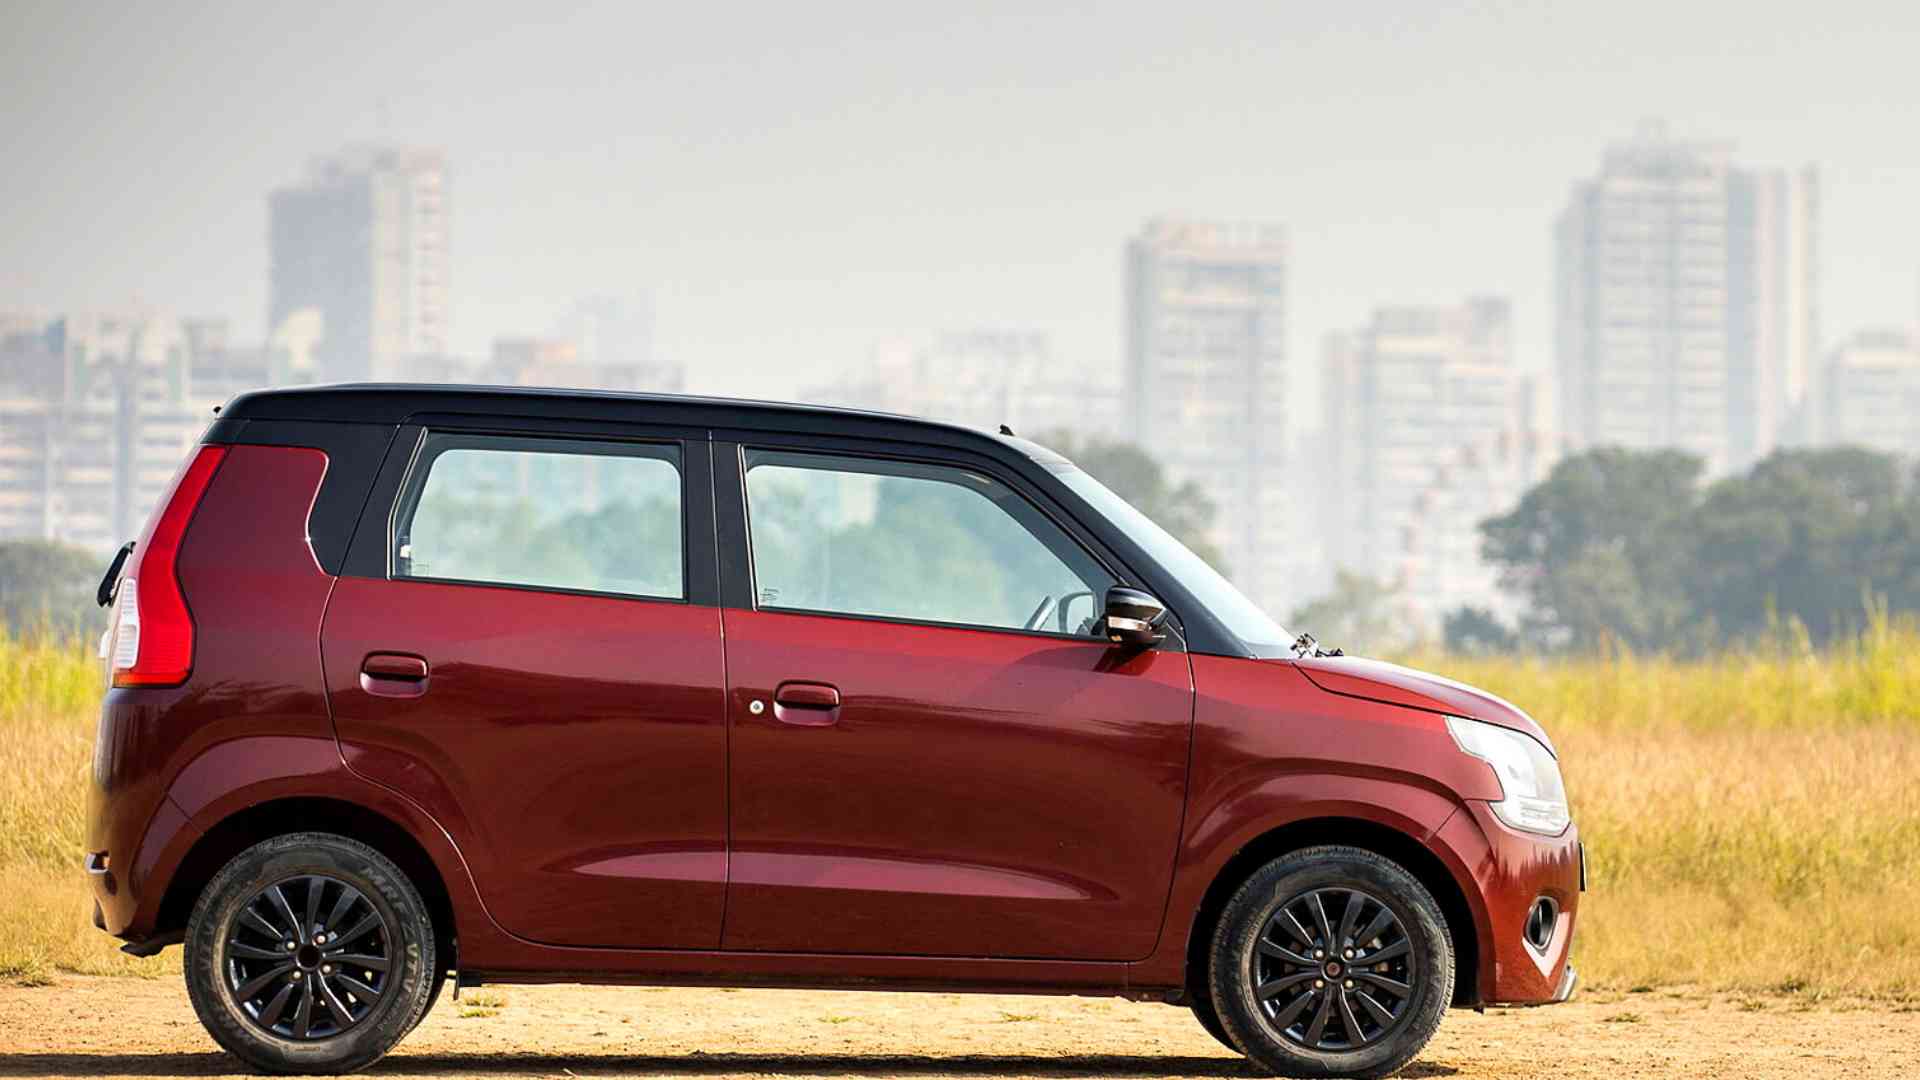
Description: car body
xmin=87 ymin=384 xmax=1580 ymax=1075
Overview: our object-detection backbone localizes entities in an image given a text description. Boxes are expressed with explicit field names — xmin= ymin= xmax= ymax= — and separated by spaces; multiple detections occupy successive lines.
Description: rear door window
xmin=392 ymin=433 xmax=684 ymax=600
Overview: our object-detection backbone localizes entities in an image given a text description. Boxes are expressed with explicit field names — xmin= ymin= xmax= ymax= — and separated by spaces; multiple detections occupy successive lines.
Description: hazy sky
xmin=5 ymin=0 xmax=1918 ymax=418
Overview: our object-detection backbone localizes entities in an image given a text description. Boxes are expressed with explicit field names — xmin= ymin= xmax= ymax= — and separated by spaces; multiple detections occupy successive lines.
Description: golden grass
xmin=3 ymin=623 xmax=1917 ymax=998
xmin=0 ymin=632 xmax=174 ymax=981
xmin=1408 ymin=613 xmax=1920 ymax=1000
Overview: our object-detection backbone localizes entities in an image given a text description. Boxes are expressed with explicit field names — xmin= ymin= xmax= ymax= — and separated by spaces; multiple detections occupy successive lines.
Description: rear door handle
xmin=772 ymin=681 xmax=840 ymax=726
xmin=361 ymin=653 xmax=430 ymax=697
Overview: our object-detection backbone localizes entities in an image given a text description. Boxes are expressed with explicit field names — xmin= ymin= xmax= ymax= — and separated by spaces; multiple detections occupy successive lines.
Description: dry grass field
xmin=4 ymin=619 xmax=1919 ymax=1003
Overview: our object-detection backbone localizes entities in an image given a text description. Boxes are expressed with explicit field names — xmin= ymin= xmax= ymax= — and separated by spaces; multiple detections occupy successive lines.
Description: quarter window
xmin=743 ymin=450 xmax=1113 ymax=635
xmin=393 ymin=433 xmax=683 ymax=600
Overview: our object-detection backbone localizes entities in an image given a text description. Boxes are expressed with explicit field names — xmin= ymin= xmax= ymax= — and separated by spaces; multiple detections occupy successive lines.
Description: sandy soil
xmin=1 ymin=976 xmax=1914 ymax=1079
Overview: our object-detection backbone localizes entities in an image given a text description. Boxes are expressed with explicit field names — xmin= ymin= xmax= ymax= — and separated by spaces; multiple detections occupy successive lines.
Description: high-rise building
xmin=1822 ymin=329 xmax=1920 ymax=455
xmin=1125 ymin=219 xmax=1292 ymax=616
xmin=1555 ymin=124 xmax=1817 ymax=473
xmin=269 ymin=146 xmax=449 ymax=383
xmin=0 ymin=313 xmax=260 ymax=551
xmin=1323 ymin=299 xmax=1556 ymax=627
xmin=807 ymin=330 xmax=1122 ymax=439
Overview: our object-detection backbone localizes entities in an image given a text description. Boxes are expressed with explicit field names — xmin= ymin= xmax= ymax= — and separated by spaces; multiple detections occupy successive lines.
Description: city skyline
xmin=8 ymin=115 xmax=1920 ymax=629
xmin=6 ymin=3 xmax=1920 ymax=413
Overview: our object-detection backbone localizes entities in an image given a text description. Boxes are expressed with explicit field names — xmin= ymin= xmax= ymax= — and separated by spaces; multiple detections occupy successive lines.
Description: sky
xmin=4 ymin=0 xmax=1918 ymax=420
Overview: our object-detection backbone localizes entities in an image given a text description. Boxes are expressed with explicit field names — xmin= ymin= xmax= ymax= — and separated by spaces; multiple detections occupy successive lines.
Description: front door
xmin=720 ymin=447 xmax=1194 ymax=960
xmin=323 ymin=429 xmax=728 ymax=949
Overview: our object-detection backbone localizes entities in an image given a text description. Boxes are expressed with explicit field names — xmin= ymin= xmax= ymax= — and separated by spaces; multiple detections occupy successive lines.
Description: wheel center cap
xmin=295 ymin=944 xmax=323 ymax=970
xmin=1325 ymin=961 xmax=1343 ymax=978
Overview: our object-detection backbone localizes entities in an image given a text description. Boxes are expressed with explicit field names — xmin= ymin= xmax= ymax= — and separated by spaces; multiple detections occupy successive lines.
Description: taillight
xmin=110 ymin=445 xmax=228 ymax=688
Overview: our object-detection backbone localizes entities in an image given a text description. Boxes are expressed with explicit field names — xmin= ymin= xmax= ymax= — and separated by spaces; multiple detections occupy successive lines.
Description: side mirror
xmin=1102 ymin=586 xmax=1167 ymax=648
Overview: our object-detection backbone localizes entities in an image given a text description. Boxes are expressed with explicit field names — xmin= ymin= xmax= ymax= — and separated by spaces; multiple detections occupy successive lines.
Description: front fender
xmin=1129 ymin=654 xmax=1501 ymax=993
xmin=1133 ymin=768 xmax=1493 ymax=990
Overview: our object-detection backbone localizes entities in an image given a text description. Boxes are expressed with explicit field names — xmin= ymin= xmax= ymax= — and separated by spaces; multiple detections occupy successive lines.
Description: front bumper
xmin=1554 ymin=964 xmax=1579 ymax=1003
xmin=1437 ymin=801 xmax=1582 ymax=1006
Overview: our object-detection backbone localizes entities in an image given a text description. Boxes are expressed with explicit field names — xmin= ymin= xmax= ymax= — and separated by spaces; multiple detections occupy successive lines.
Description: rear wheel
xmin=185 ymin=833 xmax=436 ymax=1073
xmin=1209 ymin=846 xmax=1452 ymax=1078
xmin=407 ymin=970 xmax=448 ymax=1035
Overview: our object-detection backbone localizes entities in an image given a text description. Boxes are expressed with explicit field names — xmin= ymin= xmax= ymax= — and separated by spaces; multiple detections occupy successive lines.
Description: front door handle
xmin=772 ymin=681 xmax=840 ymax=726
xmin=361 ymin=653 xmax=430 ymax=697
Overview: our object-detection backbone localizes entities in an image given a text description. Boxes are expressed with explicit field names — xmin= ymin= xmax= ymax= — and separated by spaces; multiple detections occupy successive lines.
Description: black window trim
xmin=352 ymin=421 xmax=719 ymax=607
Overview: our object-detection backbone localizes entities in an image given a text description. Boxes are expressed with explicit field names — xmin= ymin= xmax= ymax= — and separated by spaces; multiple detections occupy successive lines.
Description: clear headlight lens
xmin=1446 ymin=715 xmax=1570 ymax=836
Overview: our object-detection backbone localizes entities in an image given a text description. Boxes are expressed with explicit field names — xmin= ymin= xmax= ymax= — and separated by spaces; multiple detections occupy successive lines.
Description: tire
xmin=184 ymin=833 xmax=437 ymax=1074
xmin=407 ymin=970 xmax=448 ymax=1036
xmin=1208 ymin=846 xmax=1453 ymax=1079
xmin=1189 ymin=989 xmax=1242 ymax=1054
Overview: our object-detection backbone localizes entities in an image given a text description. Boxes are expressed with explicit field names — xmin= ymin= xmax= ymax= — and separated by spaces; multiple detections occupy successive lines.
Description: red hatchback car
xmin=88 ymin=385 xmax=1580 ymax=1077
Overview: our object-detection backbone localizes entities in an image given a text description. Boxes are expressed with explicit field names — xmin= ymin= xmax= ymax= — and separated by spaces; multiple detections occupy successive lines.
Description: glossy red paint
xmin=1293 ymin=655 xmax=1555 ymax=750
xmin=322 ymin=577 xmax=729 ymax=950
xmin=1436 ymin=801 xmax=1582 ymax=1003
xmin=90 ymin=410 xmax=1579 ymax=1016
xmin=87 ymin=444 xmax=334 ymax=935
xmin=720 ymin=608 xmax=1192 ymax=960
xmin=1107 ymin=654 xmax=1581 ymax=1005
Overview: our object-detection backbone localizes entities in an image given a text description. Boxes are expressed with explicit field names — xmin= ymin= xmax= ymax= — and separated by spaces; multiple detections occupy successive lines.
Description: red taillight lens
xmin=111 ymin=445 xmax=227 ymax=688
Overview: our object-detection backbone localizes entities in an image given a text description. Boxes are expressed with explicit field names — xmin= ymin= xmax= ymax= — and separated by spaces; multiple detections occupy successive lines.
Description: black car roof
xmin=218 ymin=382 xmax=1018 ymax=452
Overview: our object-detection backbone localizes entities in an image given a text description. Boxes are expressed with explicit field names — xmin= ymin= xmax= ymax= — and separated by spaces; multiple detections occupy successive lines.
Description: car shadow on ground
xmin=0 ymin=1052 xmax=1461 ymax=1078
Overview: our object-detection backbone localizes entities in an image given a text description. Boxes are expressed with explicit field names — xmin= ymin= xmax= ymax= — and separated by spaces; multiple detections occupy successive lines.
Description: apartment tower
xmin=1555 ymin=123 xmax=1816 ymax=472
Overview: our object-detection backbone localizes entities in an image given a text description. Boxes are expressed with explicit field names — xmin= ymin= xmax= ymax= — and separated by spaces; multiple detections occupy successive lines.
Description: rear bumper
xmin=86 ymin=688 xmax=199 ymax=943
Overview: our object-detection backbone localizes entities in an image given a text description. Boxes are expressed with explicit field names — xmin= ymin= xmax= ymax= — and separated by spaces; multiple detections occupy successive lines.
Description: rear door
xmin=322 ymin=423 xmax=728 ymax=949
xmin=716 ymin=441 xmax=1195 ymax=960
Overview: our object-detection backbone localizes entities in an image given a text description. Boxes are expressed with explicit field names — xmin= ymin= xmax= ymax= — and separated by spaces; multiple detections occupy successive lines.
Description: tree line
xmin=1457 ymin=445 xmax=1920 ymax=653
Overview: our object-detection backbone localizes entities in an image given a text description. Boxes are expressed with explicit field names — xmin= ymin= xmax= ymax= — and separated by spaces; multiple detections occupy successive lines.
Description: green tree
xmin=0 ymin=539 xmax=101 ymax=639
xmin=1442 ymin=605 xmax=1517 ymax=655
xmin=1034 ymin=431 xmax=1226 ymax=571
xmin=1687 ymin=447 xmax=1917 ymax=642
xmin=1479 ymin=447 xmax=1703 ymax=651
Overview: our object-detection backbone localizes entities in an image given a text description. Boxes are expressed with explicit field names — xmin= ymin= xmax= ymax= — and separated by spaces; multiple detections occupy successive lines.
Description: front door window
xmin=743 ymin=450 xmax=1113 ymax=636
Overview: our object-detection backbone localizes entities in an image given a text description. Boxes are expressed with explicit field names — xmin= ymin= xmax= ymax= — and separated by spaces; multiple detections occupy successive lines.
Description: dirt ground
xmin=1 ymin=976 xmax=1914 ymax=1079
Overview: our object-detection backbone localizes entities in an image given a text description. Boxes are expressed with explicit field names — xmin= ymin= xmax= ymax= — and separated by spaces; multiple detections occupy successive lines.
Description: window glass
xmin=1050 ymin=461 xmax=1290 ymax=651
xmin=744 ymin=451 xmax=1113 ymax=635
xmin=395 ymin=434 xmax=683 ymax=600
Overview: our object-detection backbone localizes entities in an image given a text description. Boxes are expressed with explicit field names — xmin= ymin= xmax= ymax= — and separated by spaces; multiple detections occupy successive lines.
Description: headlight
xmin=1446 ymin=715 xmax=1570 ymax=836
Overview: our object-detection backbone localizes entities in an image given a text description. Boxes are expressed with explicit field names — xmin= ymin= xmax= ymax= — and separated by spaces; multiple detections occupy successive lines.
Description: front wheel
xmin=1189 ymin=989 xmax=1242 ymax=1054
xmin=1208 ymin=845 xmax=1453 ymax=1078
xmin=184 ymin=833 xmax=437 ymax=1074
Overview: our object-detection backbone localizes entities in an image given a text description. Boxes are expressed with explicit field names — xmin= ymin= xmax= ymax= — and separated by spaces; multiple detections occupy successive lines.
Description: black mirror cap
xmin=1103 ymin=586 xmax=1167 ymax=648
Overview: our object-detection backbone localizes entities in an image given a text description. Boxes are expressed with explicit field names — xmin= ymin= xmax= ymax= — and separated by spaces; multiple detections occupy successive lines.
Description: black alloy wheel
xmin=223 ymin=875 xmax=393 ymax=1041
xmin=1250 ymin=886 xmax=1418 ymax=1051
xmin=1208 ymin=845 xmax=1453 ymax=1079
xmin=185 ymin=832 xmax=436 ymax=1074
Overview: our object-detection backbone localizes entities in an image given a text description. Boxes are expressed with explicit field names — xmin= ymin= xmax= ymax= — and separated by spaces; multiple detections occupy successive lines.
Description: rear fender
xmin=133 ymin=734 xmax=499 ymax=954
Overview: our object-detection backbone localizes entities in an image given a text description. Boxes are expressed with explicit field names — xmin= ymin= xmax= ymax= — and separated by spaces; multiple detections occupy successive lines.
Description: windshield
xmin=1047 ymin=463 xmax=1292 ymax=653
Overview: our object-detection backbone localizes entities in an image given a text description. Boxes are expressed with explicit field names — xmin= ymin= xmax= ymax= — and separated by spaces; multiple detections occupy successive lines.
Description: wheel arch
xmin=1183 ymin=815 xmax=1482 ymax=1008
xmin=157 ymin=796 xmax=458 ymax=971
